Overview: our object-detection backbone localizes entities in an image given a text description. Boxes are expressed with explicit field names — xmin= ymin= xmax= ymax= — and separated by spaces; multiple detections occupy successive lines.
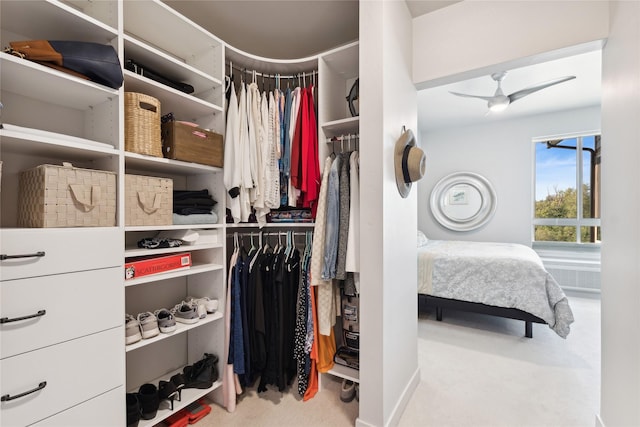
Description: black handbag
xmin=183 ymin=353 xmax=219 ymax=389
xmin=125 ymin=59 xmax=195 ymax=94
xmin=7 ymin=40 xmax=123 ymax=89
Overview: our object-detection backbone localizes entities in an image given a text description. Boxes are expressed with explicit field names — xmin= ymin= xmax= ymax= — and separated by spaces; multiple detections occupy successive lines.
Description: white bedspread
xmin=418 ymin=240 xmax=574 ymax=338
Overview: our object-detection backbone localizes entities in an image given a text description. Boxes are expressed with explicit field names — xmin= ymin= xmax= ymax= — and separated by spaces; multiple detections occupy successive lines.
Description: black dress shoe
xmin=158 ymin=380 xmax=178 ymax=411
xmin=138 ymin=383 xmax=159 ymax=420
xmin=126 ymin=393 xmax=140 ymax=427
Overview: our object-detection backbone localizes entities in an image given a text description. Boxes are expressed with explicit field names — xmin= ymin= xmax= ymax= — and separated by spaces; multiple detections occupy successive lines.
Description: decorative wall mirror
xmin=430 ymin=172 xmax=497 ymax=231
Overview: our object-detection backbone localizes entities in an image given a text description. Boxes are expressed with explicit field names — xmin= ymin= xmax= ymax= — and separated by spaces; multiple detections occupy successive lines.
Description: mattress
xmin=418 ymin=240 xmax=574 ymax=337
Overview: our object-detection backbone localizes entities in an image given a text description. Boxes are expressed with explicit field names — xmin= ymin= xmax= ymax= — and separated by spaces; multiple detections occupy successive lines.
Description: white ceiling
xmin=418 ymin=49 xmax=603 ymax=133
xmin=161 ymin=1 xmax=602 ymax=132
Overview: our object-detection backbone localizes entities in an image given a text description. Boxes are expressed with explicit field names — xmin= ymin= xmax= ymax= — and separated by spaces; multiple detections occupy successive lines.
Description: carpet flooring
xmin=195 ymin=292 xmax=599 ymax=426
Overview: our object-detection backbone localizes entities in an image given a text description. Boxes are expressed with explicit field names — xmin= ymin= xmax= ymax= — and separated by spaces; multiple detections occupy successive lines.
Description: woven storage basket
xmin=125 ymin=174 xmax=173 ymax=226
xmin=125 ymin=92 xmax=163 ymax=157
xmin=17 ymin=162 xmax=117 ymax=228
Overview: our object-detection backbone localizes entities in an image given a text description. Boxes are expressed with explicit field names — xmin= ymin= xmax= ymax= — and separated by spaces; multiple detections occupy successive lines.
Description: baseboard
xmin=355 ymin=367 xmax=421 ymax=427
xmin=595 ymin=414 xmax=605 ymax=427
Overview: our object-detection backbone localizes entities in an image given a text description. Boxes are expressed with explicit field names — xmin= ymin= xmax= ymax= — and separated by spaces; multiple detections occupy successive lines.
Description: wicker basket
xmin=18 ymin=162 xmax=117 ymax=228
xmin=125 ymin=92 xmax=162 ymax=157
xmin=125 ymin=174 xmax=173 ymax=226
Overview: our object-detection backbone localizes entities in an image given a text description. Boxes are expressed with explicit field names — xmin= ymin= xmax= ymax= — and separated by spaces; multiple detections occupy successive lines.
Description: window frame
xmin=532 ymin=131 xmax=601 ymax=245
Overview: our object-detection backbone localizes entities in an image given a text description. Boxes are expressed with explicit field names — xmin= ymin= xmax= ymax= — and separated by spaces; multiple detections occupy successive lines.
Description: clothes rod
xmin=226 ymin=64 xmax=317 ymax=80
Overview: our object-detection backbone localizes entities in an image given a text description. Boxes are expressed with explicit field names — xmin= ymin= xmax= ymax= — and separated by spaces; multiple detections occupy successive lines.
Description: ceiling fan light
xmin=488 ymin=101 xmax=508 ymax=112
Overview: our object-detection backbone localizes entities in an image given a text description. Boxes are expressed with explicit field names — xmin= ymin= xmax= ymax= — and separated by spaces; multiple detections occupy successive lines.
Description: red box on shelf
xmin=124 ymin=252 xmax=191 ymax=280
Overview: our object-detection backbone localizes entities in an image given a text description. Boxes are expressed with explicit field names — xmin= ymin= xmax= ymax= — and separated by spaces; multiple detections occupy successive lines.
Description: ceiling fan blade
xmin=449 ymin=91 xmax=496 ymax=101
xmin=507 ymin=75 xmax=576 ymax=103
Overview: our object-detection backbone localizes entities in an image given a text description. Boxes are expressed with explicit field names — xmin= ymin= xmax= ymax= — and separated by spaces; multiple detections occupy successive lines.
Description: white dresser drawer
xmin=32 ymin=386 xmax=124 ymax=427
xmin=1 ymin=267 xmax=123 ymax=359
xmin=0 ymin=328 xmax=123 ymax=427
xmin=0 ymin=228 xmax=122 ymax=281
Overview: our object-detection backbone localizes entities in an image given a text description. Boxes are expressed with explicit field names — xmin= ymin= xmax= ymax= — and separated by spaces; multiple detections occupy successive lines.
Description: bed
xmin=417 ymin=235 xmax=574 ymax=338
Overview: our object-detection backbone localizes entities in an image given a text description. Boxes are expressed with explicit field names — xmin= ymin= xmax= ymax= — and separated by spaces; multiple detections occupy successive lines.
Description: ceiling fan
xmin=449 ymin=71 xmax=576 ymax=113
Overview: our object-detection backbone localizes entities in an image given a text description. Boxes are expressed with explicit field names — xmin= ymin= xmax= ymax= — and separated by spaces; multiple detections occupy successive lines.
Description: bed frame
xmin=418 ymin=294 xmax=547 ymax=338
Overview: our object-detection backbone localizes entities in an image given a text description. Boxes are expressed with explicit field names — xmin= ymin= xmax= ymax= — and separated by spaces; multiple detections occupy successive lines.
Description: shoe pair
xmin=171 ymin=301 xmax=200 ymax=324
xmin=340 ymin=379 xmax=357 ymax=403
xmin=125 ymin=312 xmax=161 ymax=345
xmin=186 ymin=296 xmax=219 ymax=316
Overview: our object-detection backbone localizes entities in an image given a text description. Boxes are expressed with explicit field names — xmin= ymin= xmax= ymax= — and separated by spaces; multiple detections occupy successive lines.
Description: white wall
xmin=418 ymin=106 xmax=601 ymax=246
xmin=413 ymin=0 xmax=609 ymax=89
xmin=358 ymin=0 xmax=420 ymax=425
xmin=600 ymin=1 xmax=640 ymax=425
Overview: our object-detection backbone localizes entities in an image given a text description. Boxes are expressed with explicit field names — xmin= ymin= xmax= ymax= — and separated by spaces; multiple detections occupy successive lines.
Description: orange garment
xmin=303 ymin=287 xmax=320 ymax=400
xmin=317 ymin=328 xmax=336 ymax=373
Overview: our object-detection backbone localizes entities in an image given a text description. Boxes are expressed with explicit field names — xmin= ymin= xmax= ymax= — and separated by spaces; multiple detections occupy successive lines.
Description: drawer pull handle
xmin=0 ymin=251 xmax=46 ymax=261
xmin=0 ymin=310 xmax=46 ymax=324
xmin=1 ymin=381 xmax=47 ymax=402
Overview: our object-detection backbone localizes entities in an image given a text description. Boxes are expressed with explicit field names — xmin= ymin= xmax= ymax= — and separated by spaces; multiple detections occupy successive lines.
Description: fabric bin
xmin=125 ymin=92 xmax=163 ymax=157
xmin=17 ymin=162 xmax=116 ymax=227
xmin=161 ymin=121 xmax=224 ymax=167
xmin=125 ymin=174 xmax=173 ymax=226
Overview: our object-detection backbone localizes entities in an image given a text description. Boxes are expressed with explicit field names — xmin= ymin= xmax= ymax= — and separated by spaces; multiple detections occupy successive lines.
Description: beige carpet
xmin=193 ymin=293 xmax=599 ymax=427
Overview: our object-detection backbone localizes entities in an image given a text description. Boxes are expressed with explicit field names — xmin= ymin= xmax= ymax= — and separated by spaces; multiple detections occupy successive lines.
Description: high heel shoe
xmin=158 ymin=380 xmax=178 ymax=411
xmin=170 ymin=372 xmax=185 ymax=401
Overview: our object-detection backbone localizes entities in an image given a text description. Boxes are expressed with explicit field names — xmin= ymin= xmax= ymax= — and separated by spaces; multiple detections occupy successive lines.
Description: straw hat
xmin=394 ymin=129 xmax=426 ymax=198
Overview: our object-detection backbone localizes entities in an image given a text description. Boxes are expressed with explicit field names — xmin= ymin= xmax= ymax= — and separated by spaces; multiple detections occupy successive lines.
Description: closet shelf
xmin=1 ymin=53 xmax=118 ymax=110
xmin=124 ymin=35 xmax=222 ymax=90
xmin=1 ymin=0 xmax=117 ymax=43
xmin=124 ymin=151 xmax=223 ymax=175
xmin=124 ymin=263 xmax=224 ymax=287
xmin=131 ymin=375 xmax=223 ymax=427
xmin=327 ymin=364 xmax=359 ymax=383
xmin=0 ymin=124 xmax=118 ymax=159
xmin=321 ymin=117 xmax=360 ymax=137
xmin=125 ymin=224 xmax=223 ymax=232
xmin=125 ymin=242 xmax=223 ymax=257
xmin=226 ymin=223 xmax=315 ymax=228
xmin=123 ymin=0 xmax=223 ymax=81
xmin=124 ymin=71 xmax=223 ymax=121
xmin=125 ymin=311 xmax=222 ymax=353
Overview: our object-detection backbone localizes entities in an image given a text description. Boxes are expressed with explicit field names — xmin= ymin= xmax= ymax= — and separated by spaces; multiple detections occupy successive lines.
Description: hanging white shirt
xmin=224 ymin=83 xmax=241 ymax=223
xmin=238 ymin=83 xmax=252 ymax=222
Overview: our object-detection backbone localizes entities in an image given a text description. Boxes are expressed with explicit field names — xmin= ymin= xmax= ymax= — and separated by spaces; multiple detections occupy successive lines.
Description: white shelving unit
xmin=0 ymin=1 xmax=124 ymax=425
xmin=318 ymin=42 xmax=361 ymax=385
xmin=121 ymin=2 xmax=226 ymax=426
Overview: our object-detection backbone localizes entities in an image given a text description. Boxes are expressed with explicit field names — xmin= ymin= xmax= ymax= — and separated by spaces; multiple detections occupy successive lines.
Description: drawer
xmin=32 ymin=386 xmax=124 ymax=427
xmin=0 ymin=228 xmax=122 ymax=281
xmin=1 ymin=267 xmax=122 ymax=359
xmin=0 ymin=328 xmax=123 ymax=427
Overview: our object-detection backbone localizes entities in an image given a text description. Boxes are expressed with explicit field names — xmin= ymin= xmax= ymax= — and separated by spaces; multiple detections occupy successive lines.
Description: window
xmin=533 ymin=134 xmax=601 ymax=244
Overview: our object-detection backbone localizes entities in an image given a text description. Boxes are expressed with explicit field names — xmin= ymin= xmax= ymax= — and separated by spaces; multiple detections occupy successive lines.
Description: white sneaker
xmin=187 ymin=296 xmax=219 ymax=315
xmin=137 ymin=312 xmax=160 ymax=339
xmin=125 ymin=314 xmax=142 ymax=345
xmin=171 ymin=302 xmax=200 ymax=324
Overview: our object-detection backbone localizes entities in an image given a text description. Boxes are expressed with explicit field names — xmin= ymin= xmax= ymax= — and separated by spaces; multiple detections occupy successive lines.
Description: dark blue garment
xmin=232 ymin=254 xmax=246 ymax=374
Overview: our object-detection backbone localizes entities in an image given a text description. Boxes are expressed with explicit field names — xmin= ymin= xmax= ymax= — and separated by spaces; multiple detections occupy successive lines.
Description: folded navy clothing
xmin=174 ymin=197 xmax=216 ymax=207
xmin=173 ymin=189 xmax=212 ymax=200
xmin=174 ymin=207 xmax=213 ymax=215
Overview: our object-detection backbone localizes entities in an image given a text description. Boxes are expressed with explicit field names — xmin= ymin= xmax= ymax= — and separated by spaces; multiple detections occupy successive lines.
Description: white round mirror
xmin=430 ymin=172 xmax=497 ymax=231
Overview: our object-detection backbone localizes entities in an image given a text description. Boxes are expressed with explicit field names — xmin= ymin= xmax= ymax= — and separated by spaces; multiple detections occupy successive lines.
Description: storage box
xmin=125 ymin=174 xmax=173 ymax=226
xmin=124 ymin=252 xmax=191 ymax=280
xmin=17 ymin=162 xmax=116 ymax=227
xmin=162 ymin=121 xmax=223 ymax=167
xmin=125 ymin=92 xmax=163 ymax=157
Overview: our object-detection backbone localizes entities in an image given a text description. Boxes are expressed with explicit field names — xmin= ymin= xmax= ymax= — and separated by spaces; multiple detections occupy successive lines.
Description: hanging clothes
xmin=321 ymin=155 xmax=341 ymax=280
xmin=335 ymin=151 xmax=351 ymax=280
xmin=238 ymin=83 xmax=252 ymax=222
xmin=346 ymin=150 xmax=361 ymax=293
xmin=224 ymin=84 xmax=241 ymax=223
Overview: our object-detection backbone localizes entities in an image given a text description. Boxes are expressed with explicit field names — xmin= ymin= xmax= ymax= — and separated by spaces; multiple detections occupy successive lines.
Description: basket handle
xmin=137 ymin=192 xmax=162 ymax=214
xmin=69 ymin=184 xmax=101 ymax=212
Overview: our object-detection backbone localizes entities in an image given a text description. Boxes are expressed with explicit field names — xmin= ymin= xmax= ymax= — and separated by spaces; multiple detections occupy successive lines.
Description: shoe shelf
xmin=125 ymin=242 xmax=223 ymax=257
xmin=125 ymin=311 xmax=223 ymax=353
xmin=226 ymin=223 xmax=316 ymax=228
xmin=124 ymin=263 xmax=224 ymax=287
xmin=327 ymin=364 xmax=359 ymax=383
xmin=125 ymin=224 xmax=224 ymax=232
xmin=130 ymin=371 xmax=222 ymax=427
